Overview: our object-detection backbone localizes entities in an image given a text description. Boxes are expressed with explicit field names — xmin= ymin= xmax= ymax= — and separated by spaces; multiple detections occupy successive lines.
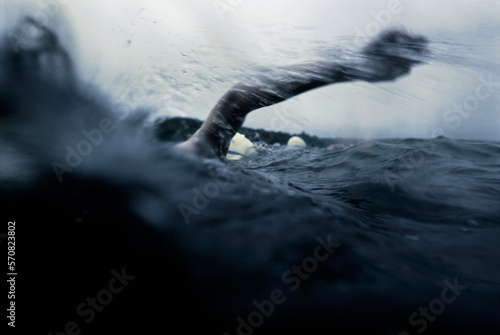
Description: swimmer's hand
xmin=348 ymin=27 xmax=429 ymax=82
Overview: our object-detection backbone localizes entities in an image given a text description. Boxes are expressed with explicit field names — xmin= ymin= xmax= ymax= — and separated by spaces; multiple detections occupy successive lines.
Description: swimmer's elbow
xmin=175 ymin=135 xmax=219 ymax=159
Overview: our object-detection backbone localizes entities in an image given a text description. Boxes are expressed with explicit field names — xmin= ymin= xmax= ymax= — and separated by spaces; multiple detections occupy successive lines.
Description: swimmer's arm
xmin=177 ymin=58 xmax=398 ymax=157
xmin=177 ymin=28 xmax=428 ymax=158
xmin=176 ymin=61 xmax=357 ymax=157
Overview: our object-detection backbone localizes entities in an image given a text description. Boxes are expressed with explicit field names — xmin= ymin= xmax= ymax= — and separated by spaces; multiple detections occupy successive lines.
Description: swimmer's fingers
xmin=361 ymin=27 xmax=429 ymax=62
xmin=348 ymin=27 xmax=429 ymax=82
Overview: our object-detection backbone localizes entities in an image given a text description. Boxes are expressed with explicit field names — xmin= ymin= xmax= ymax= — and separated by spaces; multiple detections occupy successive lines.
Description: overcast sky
xmin=3 ymin=0 xmax=500 ymax=140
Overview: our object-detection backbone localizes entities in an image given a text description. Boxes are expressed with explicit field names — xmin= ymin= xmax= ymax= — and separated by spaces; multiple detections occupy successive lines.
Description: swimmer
xmin=176 ymin=27 xmax=428 ymax=159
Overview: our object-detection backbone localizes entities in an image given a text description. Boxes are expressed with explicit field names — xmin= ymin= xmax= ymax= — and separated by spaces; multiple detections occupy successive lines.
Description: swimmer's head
xmin=226 ymin=133 xmax=256 ymax=160
xmin=287 ymin=136 xmax=306 ymax=148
